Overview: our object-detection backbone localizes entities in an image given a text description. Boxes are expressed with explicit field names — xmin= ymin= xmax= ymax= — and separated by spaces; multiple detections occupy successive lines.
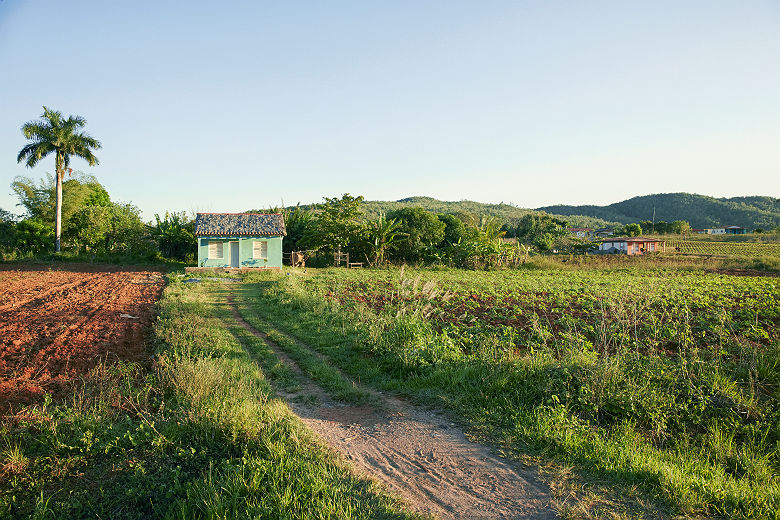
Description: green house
xmin=194 ymin=213 xmax=286 ymax=269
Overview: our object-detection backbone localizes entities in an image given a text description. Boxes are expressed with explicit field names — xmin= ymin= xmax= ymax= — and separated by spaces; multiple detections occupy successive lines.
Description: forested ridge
xmin=288 ymin=193 xmax=780 ymax=231
xmin=539 ymin=193 xmax=780 ymax=229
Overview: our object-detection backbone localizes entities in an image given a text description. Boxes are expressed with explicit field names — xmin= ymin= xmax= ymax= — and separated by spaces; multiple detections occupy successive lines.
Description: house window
xmin=253 ymin=240 xmax=268 ymax=259
xmin=208 ymin=241 xmax=224 ymax=259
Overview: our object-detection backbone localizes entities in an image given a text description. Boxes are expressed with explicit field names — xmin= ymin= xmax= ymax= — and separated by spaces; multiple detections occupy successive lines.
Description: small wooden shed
xmin=194 ymin=213 xmax=286 ymax=269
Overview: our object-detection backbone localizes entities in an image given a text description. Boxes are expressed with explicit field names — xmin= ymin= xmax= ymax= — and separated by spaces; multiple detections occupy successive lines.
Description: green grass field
xmin=236 ymin=264 xmax=779 ymax=518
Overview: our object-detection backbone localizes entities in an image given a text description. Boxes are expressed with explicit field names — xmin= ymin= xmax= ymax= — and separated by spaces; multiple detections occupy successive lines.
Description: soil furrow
xmin=228 ymin=296 xmax=557 ymax=520
xmin=0 ymin=274 xmax=99 ymax=313
xmin=0 ymin=265 xmax=164 ymax=414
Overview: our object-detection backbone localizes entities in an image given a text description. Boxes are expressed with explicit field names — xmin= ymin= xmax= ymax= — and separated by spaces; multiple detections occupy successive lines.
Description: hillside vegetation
xmin=300 ymin=193 xmax=780 ymax=231
xmin=539 ymin=193 xmax=780 ymax=229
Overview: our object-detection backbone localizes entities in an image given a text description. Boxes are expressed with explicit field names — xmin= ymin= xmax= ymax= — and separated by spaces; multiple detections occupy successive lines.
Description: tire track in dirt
xmin=227 ymin=296 xmax=557 ymax=520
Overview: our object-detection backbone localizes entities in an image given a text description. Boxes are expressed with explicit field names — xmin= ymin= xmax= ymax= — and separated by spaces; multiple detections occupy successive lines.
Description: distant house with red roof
xmin=595 ymin=237 xmax=666 ymax=255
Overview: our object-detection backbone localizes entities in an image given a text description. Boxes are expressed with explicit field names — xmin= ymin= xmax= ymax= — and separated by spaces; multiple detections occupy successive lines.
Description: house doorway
xmin=230 ymin=241 xmax=239 ymax=268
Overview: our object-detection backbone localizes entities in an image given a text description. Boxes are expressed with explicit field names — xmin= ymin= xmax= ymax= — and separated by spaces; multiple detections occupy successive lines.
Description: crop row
xmin=311 ymin=268 xmax=779 ymax=355
xmin=667 ymin=240 xmax=780 ymax=257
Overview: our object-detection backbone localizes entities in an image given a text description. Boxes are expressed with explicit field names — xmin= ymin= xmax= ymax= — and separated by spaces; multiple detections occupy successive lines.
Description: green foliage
xmin=516 ymin=212 xmax=568 ymax=251
xmin=0 ymin=209 xmax=17 ymax=250
xmin=387 ymin=207 xmax=445 ymax=263
xmin=301 ymin=194 xmax=365 ymax=253
xmin=541 ymin=193 xmax=780 ymax=229
xmin=282 ymin=205 xmax=315 ymax=254
xmin=146 ymin=212 xmax=196 ymax=261
xmin=11 ymin=173 xmax=107 ymax=227
xmin=357 ymin=196 xmax=618 ymax=230
xmin=438 ymin=213 xmax=467 ymax=245
xmin=9 ymin=174 xmax=149 ymax=257
xmin=638 ymin=220 xmax=691 ymax=235
xmin=13 ymin=219 xmax=54 ymax=254
xmin=623 ymin=223 xmax=642 ymax=237
xmin=364 ymin=213 xmax=404 ymax=266
xmin=67 ymin=203 xmax=148 ymax=254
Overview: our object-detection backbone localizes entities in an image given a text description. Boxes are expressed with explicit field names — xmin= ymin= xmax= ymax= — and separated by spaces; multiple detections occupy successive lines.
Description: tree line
xmin=1 ymin=174 xmax=196 ymax=262
xmin=9 ymin=107 xmax=772 ymax=267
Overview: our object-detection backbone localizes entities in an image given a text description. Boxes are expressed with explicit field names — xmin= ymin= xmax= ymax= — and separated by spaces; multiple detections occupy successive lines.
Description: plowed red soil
xmin=0 ymin=264 xmax=165 ymax=414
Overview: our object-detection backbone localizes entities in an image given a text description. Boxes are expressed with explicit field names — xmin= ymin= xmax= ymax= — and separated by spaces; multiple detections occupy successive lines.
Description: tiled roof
xmin=599 ymin=237 xmax=665 ymax=243
xmin=194 ymin=213 xmax=286 ymax=236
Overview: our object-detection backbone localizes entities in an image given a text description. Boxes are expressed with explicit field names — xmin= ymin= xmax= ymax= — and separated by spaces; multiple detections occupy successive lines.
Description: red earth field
xmin=0 ymin=264 xmax=165 ymax=414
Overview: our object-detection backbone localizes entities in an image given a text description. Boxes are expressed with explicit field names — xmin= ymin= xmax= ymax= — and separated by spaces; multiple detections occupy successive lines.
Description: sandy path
xmin=228 ymin=298 xmax=557 ymax=519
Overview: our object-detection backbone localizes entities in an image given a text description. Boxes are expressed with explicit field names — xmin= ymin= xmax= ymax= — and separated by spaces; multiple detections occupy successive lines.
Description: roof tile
xmin=194 ymin=213 xmax=286 ymax=236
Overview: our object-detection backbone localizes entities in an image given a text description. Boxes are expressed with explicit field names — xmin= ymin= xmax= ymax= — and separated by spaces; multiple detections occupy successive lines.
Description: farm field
xmin=0 ymin=264 xmax=165 ymax=413
xmin=667 ymin=239 xmax=780 ymax=258
xmin=0 ymin=269 xmax=423 ymax=519
xmin=237 ymin=264 xmax=780 ymax=518
xmin=2 ymin=261 xmax=778 ymax=518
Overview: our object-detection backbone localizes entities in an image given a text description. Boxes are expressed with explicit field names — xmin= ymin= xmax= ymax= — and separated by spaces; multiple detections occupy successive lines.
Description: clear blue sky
xmin=1 ymin=1 xmax=778 ymax=220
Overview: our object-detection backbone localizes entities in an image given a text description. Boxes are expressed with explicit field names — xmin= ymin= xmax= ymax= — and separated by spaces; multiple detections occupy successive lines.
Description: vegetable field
xmin=241 ymin=265 xmax=780 ymax=518
xmin=667 ymin=239 xmax=780 ymax=257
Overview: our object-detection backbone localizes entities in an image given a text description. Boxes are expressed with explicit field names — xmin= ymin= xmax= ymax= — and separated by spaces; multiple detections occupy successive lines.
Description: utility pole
xmin=652 ymin=206 xmax=656 ymax=234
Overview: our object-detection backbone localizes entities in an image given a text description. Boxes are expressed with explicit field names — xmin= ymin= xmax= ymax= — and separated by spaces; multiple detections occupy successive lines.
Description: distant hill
xmin=538 ymin=193 xmax=780 ymax=230
xmin=273 ymin=193 xmax=779 ymax=231
xmin=360 ymin=196 xmax=617 ymax=229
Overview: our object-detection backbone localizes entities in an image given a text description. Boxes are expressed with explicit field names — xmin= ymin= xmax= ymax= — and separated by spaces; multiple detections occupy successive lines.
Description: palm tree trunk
xmin=55 ymin=154 xmax=63 ymax=252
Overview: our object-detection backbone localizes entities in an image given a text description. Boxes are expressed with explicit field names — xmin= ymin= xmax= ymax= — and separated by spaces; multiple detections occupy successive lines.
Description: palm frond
xmin=41 ymin=106 xmax=63 ymax=128
xmin=18 ymin=107 xmax=101 ymax=170
xmin=63 ymin=114 xmax=87 ymax=133
xmin=17 ymin=141 xmax=55 ymax=167
xmin=21 ymin=121 xmax=53 ymax=141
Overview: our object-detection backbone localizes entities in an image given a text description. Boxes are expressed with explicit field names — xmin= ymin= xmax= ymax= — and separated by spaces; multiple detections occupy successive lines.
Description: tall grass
xmin=239 ymin=268 xmax=780 ymax=519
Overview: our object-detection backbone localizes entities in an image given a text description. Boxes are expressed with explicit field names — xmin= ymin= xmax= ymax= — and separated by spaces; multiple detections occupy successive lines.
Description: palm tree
xmin=17 ymin=107 xmax=101 ymax=252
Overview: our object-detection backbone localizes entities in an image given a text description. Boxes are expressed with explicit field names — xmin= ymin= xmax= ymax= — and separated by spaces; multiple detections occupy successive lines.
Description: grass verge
xmin=0 ymin=277 xmax=422 ymax=519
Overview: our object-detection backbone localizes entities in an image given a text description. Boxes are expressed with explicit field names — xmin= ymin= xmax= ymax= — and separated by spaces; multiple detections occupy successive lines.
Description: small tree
xmin=147 ymin=212 xmax=196 ymax=261
xmin=387 ymin=207 xmax=445 ymax=263
xmin=438 ymin=214 xmax=467 ymax=246
xmin=516 ymin=212 xmax=568 ymax=252
xmin=624 ymin=223 xmax=642 ymax=237
xmin=301 ymin=194 xmax=365 ymax=254
xmin=669 ymin=220 xmax=691 ymax=235
xmin=0 ymin=209 xmax=18 ymax=252
xmin=14 ymin=219 xmax=54 ymax=254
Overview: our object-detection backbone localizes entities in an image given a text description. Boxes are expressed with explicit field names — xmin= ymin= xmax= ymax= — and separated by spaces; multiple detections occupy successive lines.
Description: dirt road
xmin=229 ymin=298 xmax=556 ymax=519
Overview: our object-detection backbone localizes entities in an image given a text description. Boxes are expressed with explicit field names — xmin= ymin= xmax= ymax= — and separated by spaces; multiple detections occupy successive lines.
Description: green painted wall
xmin=196 ymin=236 xmax=283 ymax=268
